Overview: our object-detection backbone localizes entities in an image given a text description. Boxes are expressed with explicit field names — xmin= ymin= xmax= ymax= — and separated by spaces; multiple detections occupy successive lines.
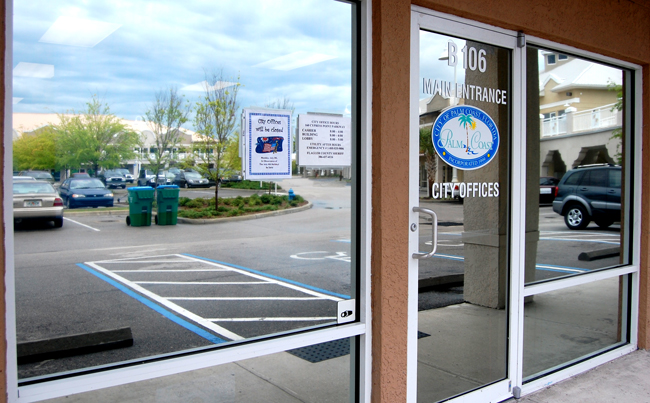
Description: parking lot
xmin=13 ymin=178 xmax=621 ymax=380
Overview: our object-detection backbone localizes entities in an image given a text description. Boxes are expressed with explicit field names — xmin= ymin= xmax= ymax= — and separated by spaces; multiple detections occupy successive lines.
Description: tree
xmin=608 ymin=81 xmax=623 ymax=164
xmin=143 ymin=87 xmax=191 ymax=184
xmin=13 ymin=128 xmax=57 ymax=171
xmin=193 ymin=71 xmax=241 ymax=206
xmin=222 ymin=131 xmax=241 ymax=172
xmin=55 ymin=96 xmax=140 ymax=175
xmin=420 ymin=126 xmax=438 ymax=198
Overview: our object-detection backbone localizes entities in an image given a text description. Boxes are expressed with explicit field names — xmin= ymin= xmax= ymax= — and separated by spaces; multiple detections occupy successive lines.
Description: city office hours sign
xmin=242 ymin=108 xmax=292 ymax=180
xmin=425 ymin=41 xmax=506 ymax=199
xmin=297 ymin=114 xmax=351 ymax=167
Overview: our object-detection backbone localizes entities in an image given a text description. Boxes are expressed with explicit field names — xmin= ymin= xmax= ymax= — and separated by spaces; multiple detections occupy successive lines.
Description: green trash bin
xmin=126 ymin=186 xmax=155 ymax=226
xmin=156 ymin=185 xmax=180 ymax=225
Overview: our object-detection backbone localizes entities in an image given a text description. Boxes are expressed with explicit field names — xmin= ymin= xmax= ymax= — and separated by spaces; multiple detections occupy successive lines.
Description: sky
xmin=12 ymin=0 xmax=353 ymax=130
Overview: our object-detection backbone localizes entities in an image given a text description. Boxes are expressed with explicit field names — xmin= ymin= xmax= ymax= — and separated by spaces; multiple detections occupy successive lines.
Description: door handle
xmin=412 ymin=206 xmax=438 ymax=260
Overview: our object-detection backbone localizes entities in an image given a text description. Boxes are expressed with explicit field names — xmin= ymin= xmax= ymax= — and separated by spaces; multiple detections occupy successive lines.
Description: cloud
xmin=39 ymin=16 xmax=121 ymax=48
xmin=181 ymin=80 xmax=238 ymax=92
xmin=13 ymin=62 xmax=54 ymax=78
xmin=254 ymin=51 xmax=337 ymax=71
xmin=13 ymin=0 xmax=353 ymax=127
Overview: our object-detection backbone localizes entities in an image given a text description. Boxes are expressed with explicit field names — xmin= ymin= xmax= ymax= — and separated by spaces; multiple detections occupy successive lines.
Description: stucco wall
xmin=370 ymin=0 xmax=650 ymax=401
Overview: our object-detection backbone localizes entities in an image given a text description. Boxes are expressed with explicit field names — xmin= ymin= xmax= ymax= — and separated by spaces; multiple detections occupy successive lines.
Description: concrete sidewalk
xmin=508 ymin=349 xmax=650 ymax=403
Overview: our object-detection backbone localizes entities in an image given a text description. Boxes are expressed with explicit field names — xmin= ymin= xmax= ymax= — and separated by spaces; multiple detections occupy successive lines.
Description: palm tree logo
xmin=458 ymin=114 xmax=476 ymax=154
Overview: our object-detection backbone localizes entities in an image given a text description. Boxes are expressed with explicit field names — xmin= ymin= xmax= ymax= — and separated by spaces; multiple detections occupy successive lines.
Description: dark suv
xmin=552 ymin=165 xmax=621 ymax=230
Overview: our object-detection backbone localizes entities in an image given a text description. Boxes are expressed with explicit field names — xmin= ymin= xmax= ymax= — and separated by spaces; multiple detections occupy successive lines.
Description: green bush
xmin=186 ymin=198 xmax=206 ymax=209
xmin=260 ymin=194 xmax=271 ymax=204
xmin=178 ymin=197 xmax=191 ymax=207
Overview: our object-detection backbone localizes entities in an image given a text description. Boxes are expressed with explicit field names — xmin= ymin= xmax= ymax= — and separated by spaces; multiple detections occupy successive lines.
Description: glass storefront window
xmin=40 ymin=337 xmax=353 ymax=402
xmin=523 ymin=275 xmax=629 ymax=381
xmin=524 ymin=46 xmax=631 ymax=285
xmin=13 ymin=0 xmax=359 ymax=386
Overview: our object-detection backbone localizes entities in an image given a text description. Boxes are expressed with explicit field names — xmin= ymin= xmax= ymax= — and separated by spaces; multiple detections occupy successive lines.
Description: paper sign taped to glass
xmin=242 ymin=108 xmax=292 ymax=180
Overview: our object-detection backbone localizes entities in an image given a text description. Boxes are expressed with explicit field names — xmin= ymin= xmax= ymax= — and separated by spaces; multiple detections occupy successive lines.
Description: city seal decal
xmin=431 ymin=105 xmax=499 ymax=170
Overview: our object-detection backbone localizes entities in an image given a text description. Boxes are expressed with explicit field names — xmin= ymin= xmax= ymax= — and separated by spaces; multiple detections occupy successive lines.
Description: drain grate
xmin=288 ymin=332 xmax=430 ymax=363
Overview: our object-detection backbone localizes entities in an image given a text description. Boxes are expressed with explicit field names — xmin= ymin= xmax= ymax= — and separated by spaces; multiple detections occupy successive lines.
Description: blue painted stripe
xmin=540 ymin=237 xmax=619 ymax=245
xmin=182 ymin=254 xmax=351 ymax=300
xmin=428 ymin=254 xmax=588 ymax=273
xmin=77 ymin=263 xmax=225 ymax=344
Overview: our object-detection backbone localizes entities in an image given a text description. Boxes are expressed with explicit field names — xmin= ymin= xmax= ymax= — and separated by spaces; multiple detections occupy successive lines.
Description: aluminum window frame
xmin=3 ymin=0 xmax=373 ymax=402
xmin=517 ymin=35 xmax=642 ymax=396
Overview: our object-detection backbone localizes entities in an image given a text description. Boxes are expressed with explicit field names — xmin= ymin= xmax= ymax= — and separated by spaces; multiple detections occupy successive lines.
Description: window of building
xmin=9 ymin=0 xmax=368 ymax=401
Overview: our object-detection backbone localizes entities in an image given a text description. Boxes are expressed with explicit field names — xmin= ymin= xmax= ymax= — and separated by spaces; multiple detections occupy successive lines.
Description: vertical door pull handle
xmin=412 ymin=206 xmax=438 ymax=259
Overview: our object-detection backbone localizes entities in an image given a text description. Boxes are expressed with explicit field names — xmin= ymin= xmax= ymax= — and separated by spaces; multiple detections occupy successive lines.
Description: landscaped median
xmin=64 ymin=193 xmax=312 ymax=225
xmin=176 ymin=193 xmax=311 ymax=224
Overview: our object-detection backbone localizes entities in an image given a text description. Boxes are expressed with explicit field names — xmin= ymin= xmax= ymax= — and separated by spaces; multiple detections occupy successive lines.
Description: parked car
xmin=115 ymin=168 xmax=135 ymax=184
xmin=137 ymin=169 xmax=156 ymax=186
xmin=552 ymin=165 xmax=621 ymax=230
xmin=58 ymin=178 xmax=114 ymax=209
xmin=98 ymin=170 xmax=127 ymax=189
xmin=13 ymin=181 xmax=64 ymax=227
xmin=173 ymin=171 xmax=211 ymax=188
xmin=13 ymin=176 xmax=35 ymax=182
xmin=539 ymin=176 xmax=560 ymax=204
xmin=138 ymin=170 xmax=174 ymax=187
xmin=19 ymin=170 xmax=55 ymax=185
xmin=213 ymin=168 xmax=242 ymax=183
xmin=71 ymin=172 xmax=91 ymax=178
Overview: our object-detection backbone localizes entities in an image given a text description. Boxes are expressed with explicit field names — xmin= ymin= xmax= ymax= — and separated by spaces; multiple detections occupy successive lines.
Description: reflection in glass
xmin=523 ymin=276 xmax=628 ymax=380
xmin=13 ymin=0 xmax=355 ymax=381
xmin=525 ymin=47 xmax=627 ymax=285
xmin=41 ymin=338 xmax=352 ymax=403
xmin=417 ymin=30 xmax=510 ymax=402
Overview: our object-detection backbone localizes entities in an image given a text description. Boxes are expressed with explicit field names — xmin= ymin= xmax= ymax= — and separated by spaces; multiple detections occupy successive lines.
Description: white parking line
xmin=112 ymin=269 xmax=229 ymax=273
xmin=166 ymin=297 xmax=325 ymax=301
xmin=135 ymin=281 xmax=271 ymax=285
xmin=85 ymin=261 xmax=244 ymax=341
xmin=208 ymin=317 xmax=338 ymax=322
xmin=64 ymin=217 xmax=100 ymax=232
xmin=85 ymin=253 xmax=343 ymax=341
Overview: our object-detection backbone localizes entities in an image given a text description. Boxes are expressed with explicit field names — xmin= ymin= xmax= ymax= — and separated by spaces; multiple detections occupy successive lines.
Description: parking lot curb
xmin=177 ymin=202 xmax=313 ymax=225
xmin=64 ymin=202 xmax=312 ymax=223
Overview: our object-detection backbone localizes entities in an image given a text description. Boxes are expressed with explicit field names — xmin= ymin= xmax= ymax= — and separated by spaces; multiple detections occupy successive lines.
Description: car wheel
xmin=121 ymin=185 xmax=126 ymax=189
xmin=53 ymin=217 xmax=63 ymax=228
xmin=65 ymin=198 xmax=72 ymax=209
xmin=565 ymin=204 xmax=590 ymax=230
xmin=595 ymin=218 xmax=614 ymax=229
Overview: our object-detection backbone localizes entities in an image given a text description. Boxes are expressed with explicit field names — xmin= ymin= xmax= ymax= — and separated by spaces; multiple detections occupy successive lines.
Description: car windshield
xmin=13 ymin=182 xmax=55 ymax=194
xmin=24 ymin=172 xmax=52 ymax=180
xmin=116 ymin=169 xmax=130 ymax=175
xmin=70 ymin=179 xmax=106 ymax=189
xmin=185 ymin=172 xmax=202 ymax=179
xmin=105 ymin=171 xmax=123 ymax=177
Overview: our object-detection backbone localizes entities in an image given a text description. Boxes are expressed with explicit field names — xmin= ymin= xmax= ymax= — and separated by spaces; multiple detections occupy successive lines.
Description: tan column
xmin=371 ymin=0 xmax=411 ymax=401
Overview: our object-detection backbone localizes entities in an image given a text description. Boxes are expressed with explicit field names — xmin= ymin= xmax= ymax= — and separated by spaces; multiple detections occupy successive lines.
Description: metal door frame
xmin=409 ymin=7 xmax=524 ymax=402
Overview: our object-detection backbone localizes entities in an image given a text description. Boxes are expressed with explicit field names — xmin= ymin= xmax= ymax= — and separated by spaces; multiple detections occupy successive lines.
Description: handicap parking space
xmin=81 ymin=254 xmax=345 ymax=342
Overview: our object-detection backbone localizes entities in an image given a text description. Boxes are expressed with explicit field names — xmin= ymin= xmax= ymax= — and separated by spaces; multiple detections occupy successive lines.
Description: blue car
xmin=58 ymin=178 xmax=114 ymax=209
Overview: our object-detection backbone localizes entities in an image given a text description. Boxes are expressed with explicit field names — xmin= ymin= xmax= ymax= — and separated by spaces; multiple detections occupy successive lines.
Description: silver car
xmin=13 ymin=180 xmax=64 ymax=227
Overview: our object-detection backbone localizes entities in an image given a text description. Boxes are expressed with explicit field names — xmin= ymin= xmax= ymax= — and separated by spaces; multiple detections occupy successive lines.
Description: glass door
xmin=409 ymin=9 xmax=522 ymax=402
